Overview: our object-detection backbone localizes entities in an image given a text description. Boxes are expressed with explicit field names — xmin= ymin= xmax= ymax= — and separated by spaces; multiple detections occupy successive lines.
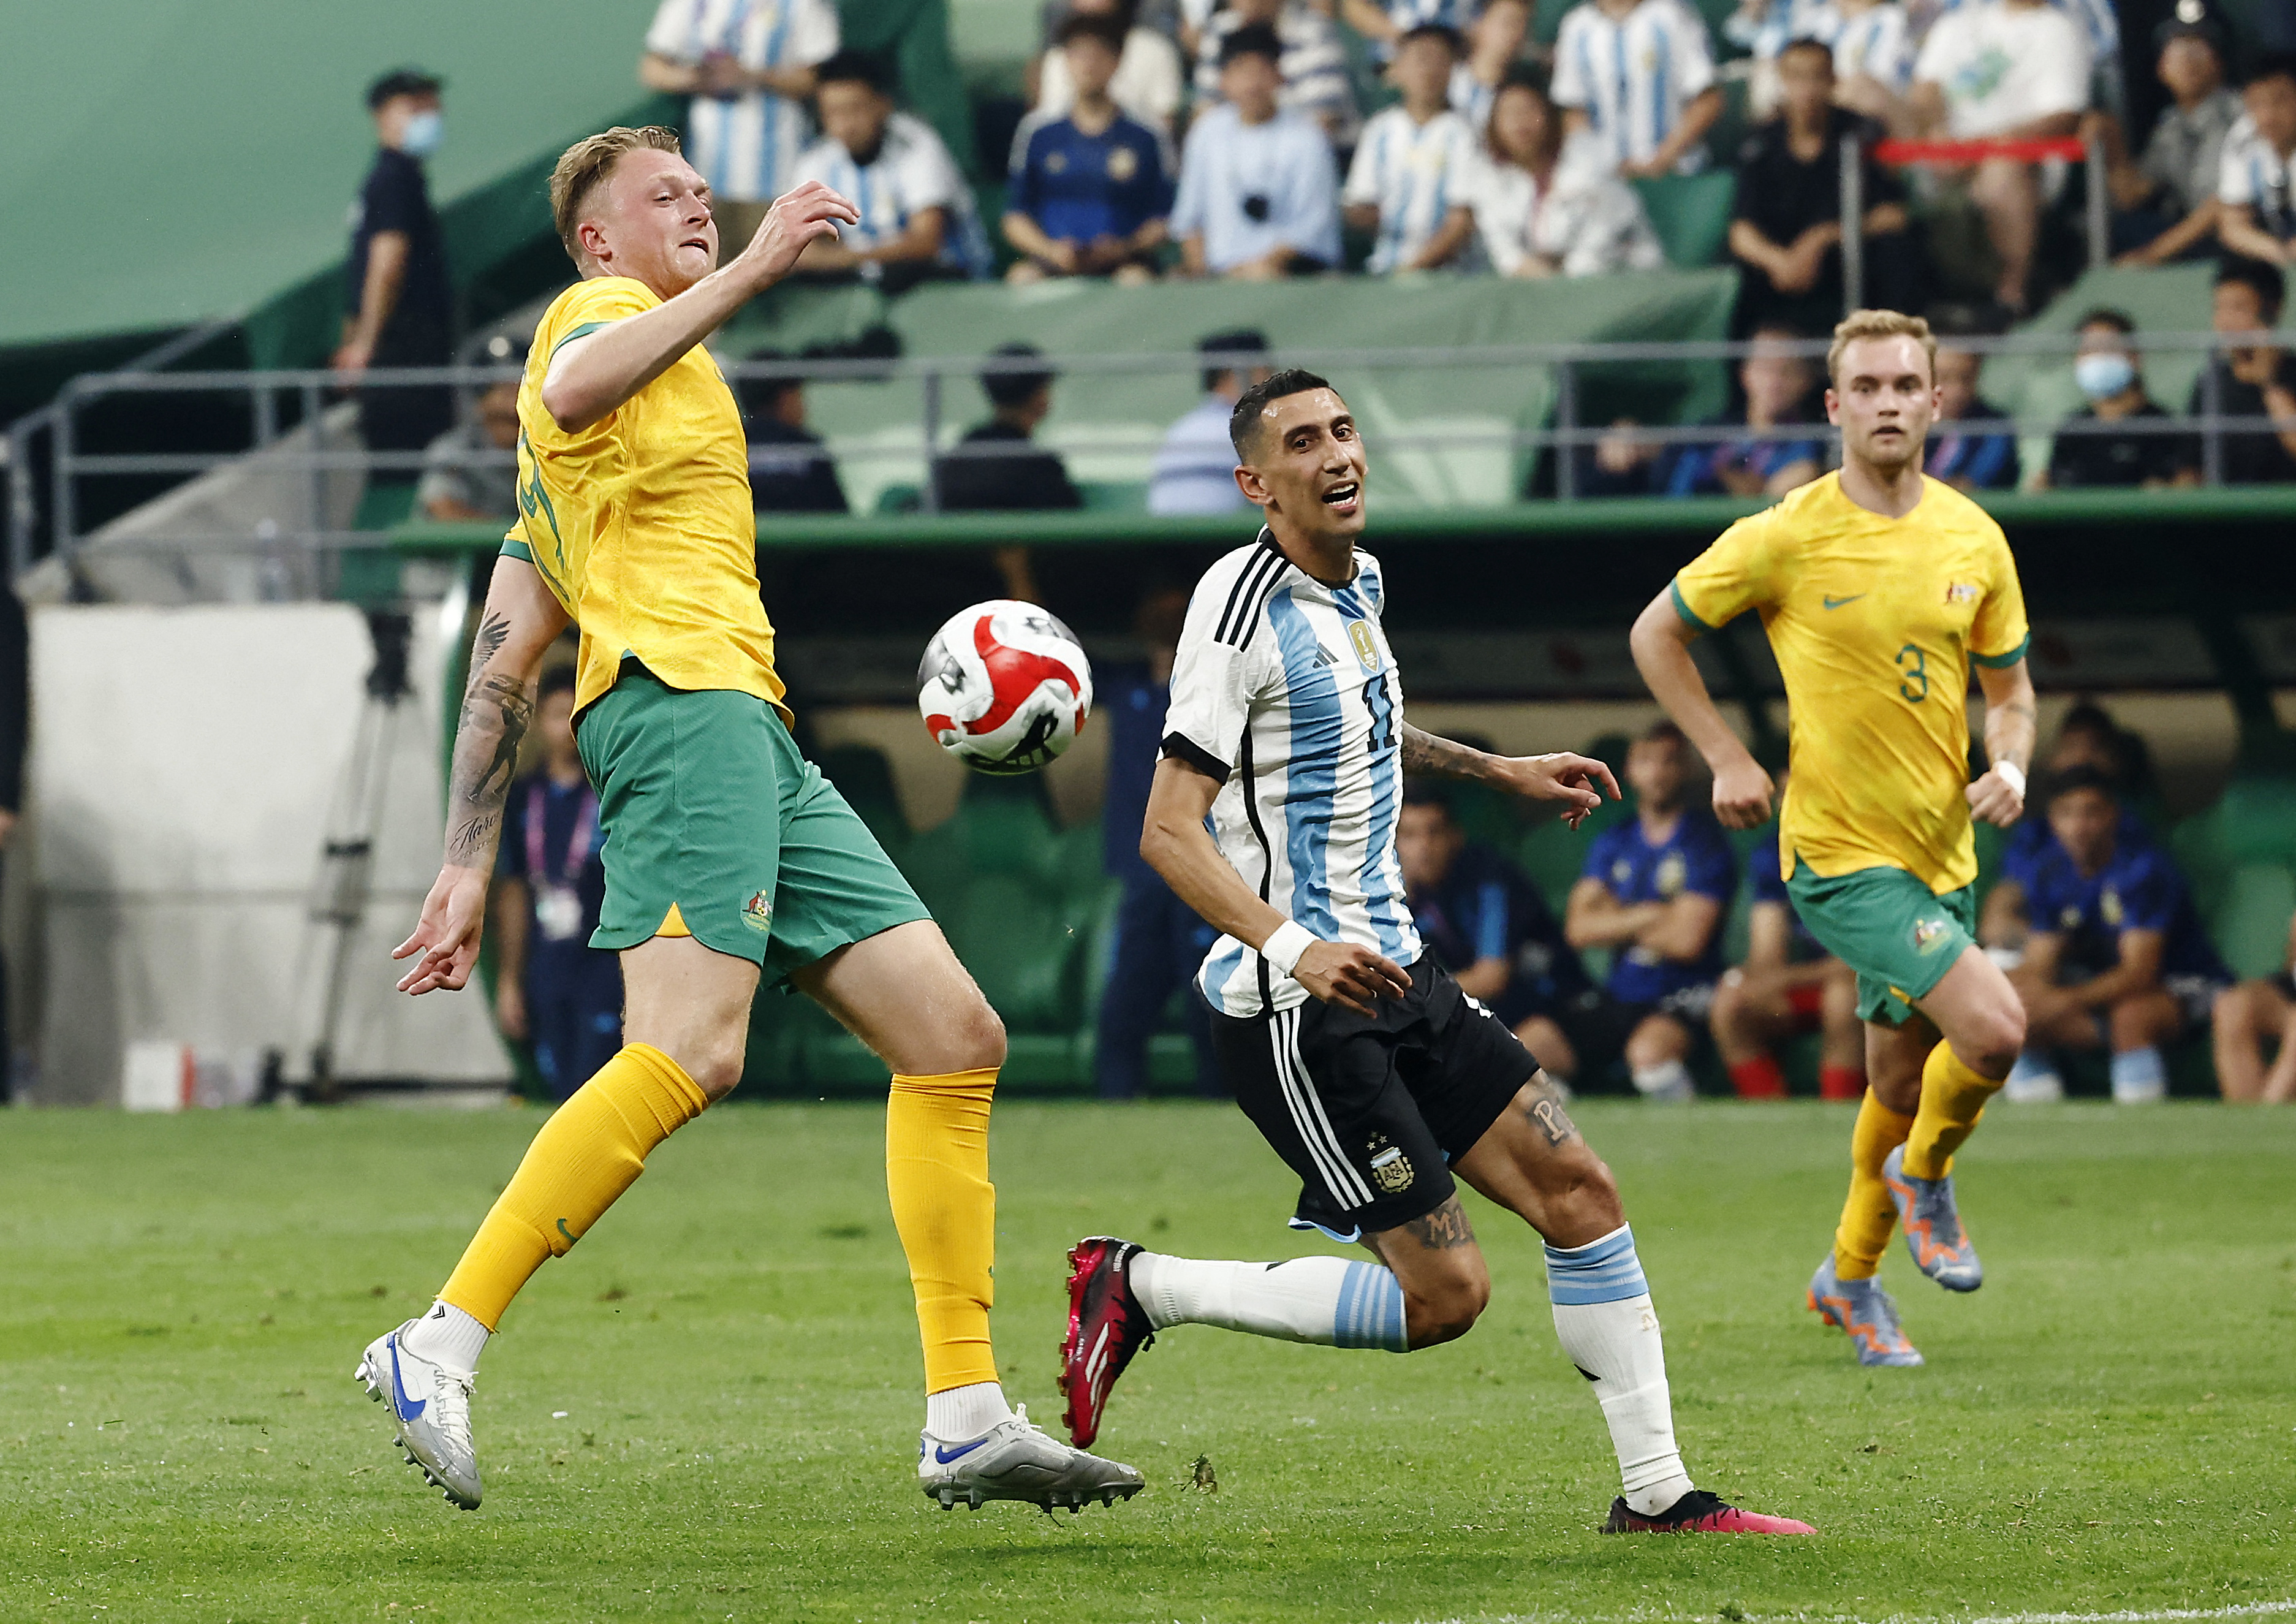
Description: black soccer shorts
xmin=1206 ymin=956 xmax=1538 ymax=1242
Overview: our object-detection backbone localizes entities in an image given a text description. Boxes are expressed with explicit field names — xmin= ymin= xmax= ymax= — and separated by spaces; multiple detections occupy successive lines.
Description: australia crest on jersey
xmin=1913 ymin=916 xmax=1951 ymax=954
xmin=743 ymin=889 xmax=774 ymax=933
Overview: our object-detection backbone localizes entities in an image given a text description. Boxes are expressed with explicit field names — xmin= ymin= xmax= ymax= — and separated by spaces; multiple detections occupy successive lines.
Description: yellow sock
xmin=887 ymin=1067 xmax=1001 ymax=1394
xmin=1833 ymin=1090 xmax=1915 ymax=1280
xmin=1902 ymin=1040 xmax=2001 ymax=1180
xmin=439 ymin=1044 xmax=708 ymax=1330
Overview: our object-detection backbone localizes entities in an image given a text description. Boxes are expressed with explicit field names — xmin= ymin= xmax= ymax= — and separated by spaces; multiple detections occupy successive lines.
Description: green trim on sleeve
xmin=499 ymin=536 xmax=535 ymax=563
xmin=1970 ymin=634 xmax=2030 ymax=669
xmin=549 ymin=319 xmax=613 ymax=359
xmin=1669 ymin=579 xmax=1715 ymax=634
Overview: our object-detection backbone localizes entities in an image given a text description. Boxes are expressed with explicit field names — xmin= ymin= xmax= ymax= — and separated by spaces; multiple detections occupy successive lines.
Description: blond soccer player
xmin=1629 ymin=310 xmax=2037 ymax=1367
xmin=358 ymin=127 xmax=1142 ymax=1512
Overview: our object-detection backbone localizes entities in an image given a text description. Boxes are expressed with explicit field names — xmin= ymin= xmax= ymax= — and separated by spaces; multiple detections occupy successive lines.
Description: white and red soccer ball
xmin=917 ymin=600 xmax=1094 ymax=775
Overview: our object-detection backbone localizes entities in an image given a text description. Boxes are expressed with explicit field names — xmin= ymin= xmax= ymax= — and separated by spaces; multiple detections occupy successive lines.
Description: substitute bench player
xmin=1057 ymin=367 xmax=1812 ymax=1535
xmin=1630 ymin=309 xmax=2037 ymax=1367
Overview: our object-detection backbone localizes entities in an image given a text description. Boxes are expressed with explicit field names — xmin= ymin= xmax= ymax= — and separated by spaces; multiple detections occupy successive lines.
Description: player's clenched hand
xmin=392 ymin=866 xmax=490 ymax=995
xmin=1294 ymin=941 xmax=1411 ymax=1016
xmin=1490 ymin=751 xmax=1620 ymax=830
xmin=1966 ymin=765 xmax=2025 ymax=828
xmin=1712 ymin=756 xmax=1776 ymax=829
xmin=737 ymin=181 xmax=862 ymax=284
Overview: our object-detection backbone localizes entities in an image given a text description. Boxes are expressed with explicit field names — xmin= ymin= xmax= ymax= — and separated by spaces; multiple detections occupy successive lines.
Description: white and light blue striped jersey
xmin=1739 ymin=0 xmax=1914 ymax=91
xmin=1550 ymin=0 xmax=1719 ymax=174
xmin=1362 ymin=0 xmax=1485 ymax=61
xmin=2218 ymin=112 xmax=2295 ymax=243
xmin=645 ymin=0 xmax=841 ymax=204
xmin=1343 ymin=105 xmax=1480 ymax=273
xmin=1162 ymin=534 xmax=1422 ymax=1019
xmin=787 ymin=113 xmax=990 ymax=279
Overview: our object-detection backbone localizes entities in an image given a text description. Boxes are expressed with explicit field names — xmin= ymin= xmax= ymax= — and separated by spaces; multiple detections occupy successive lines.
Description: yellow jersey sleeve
xmin=1670 ymin=509 xmax=1786 ymax=632
xmin=501 ymin=279 xmax=660 ymax=568
xmin=1969 ymin=529 xmax=2031 ymax=669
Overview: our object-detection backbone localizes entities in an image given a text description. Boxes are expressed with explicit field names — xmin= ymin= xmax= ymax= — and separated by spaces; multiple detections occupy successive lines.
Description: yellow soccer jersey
xmin=503 ymin=277 xmax=787 ymax=721
xmin=1670 ymin=472 xmax=2029 ymax=895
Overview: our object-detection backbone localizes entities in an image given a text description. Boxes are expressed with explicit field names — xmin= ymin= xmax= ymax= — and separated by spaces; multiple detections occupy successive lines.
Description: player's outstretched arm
xmin=1398 ymin=724 xmax=1617 ymax=829
xmin=539 ymin=181 xmax=861 ymax=433
xmin=1140 ymin=756 xmax=1409 ymax=1015
xmin=1968 ymin=659 xmax=2036 ymax=828
xmin=1628 ymin=589 xmax=1773 ymax=828
xmin=393 ymin=557 xmax=570 ymax=995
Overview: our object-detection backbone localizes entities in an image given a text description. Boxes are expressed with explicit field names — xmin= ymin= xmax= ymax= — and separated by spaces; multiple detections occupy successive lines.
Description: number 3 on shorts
xmin=1895 ymin=643 xmax=1928 ymax=704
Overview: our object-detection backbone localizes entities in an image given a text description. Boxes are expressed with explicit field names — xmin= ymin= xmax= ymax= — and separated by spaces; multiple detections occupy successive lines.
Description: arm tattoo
xmin=443 ymin=632 xmax=537 ymax=869
xmin=1987 ymin=695 xmax=2037 ymax=773
xmin=1522 ymin=1072 xmax=1580 ymax=1148
xmin=1397 ymin=1195 xmax=1477 ymax=1251
xmin=1400 ymin=724 xmax=1490 ymax=782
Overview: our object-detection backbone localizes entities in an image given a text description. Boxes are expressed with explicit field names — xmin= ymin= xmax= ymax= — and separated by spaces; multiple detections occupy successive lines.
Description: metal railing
xmin=1843 ymin=135 xmax=2110 ymax=309
xmin=11 ymin=326 xmax=2295 ymax=585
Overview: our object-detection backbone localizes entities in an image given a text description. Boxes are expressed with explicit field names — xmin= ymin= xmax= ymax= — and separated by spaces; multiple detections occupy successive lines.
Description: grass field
xmin=4 ymin=1099 xmax=2292 ymax=1624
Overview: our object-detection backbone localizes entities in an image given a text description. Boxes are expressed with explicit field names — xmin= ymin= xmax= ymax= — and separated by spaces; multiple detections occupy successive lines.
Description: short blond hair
xmin=1827 ymin=308 xmax=1937 ymax=384
xmin=550 ymin=126 xmax=683 ymax=264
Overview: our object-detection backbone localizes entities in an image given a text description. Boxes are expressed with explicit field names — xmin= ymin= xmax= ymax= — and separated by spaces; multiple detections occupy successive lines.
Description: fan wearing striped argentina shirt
xmin=1052 ymin=368 xmax=1815 ymax=1537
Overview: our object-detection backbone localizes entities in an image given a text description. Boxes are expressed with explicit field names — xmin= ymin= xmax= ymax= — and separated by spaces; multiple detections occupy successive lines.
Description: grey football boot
xmin=355 ymin=1321 xmax=482 ymax=1509
xmin=919 ymin=1403 xmax=1145 ymax=1511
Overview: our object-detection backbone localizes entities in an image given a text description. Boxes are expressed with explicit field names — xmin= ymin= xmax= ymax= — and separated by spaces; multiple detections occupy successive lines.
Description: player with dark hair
xmin=1630 ymin=309 xmax=2036 ymax=1368
xmin=1057 ymin=366 xmax=1814 ymax=1536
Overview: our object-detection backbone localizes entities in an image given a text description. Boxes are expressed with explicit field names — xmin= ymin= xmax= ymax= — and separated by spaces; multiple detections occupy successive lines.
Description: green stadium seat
xmin=2205 ymin=862 xmax=2296 ymax=982
xmin=352 ymin=480 xmax=416 ymax=531
xmin=1630 ymin=172 xmax=1738 ymax=270
xmin=1078 ymin=480 xmax=1149 ymax=513
xmin=942 ymin=873 xmax=1080 ymax=1032
xmin=875 ymin=484 xmax=923 ymax=514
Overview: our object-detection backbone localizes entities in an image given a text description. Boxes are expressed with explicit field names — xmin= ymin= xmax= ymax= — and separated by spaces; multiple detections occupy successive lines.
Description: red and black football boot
xmin=1602 ymin=1490 xmax=1816 ymax=1535
xmin=1057 ymin=1236 xmax=1156 ymax=1449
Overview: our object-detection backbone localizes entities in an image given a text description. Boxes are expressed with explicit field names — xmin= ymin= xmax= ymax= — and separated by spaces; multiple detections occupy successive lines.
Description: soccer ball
xmin=917 ymin=600 xmax=1094 ymax=776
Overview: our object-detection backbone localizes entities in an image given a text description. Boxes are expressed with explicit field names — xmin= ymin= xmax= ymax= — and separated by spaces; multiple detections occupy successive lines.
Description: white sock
xmin=1631 ymin=1060 xmax=1694 ymax=1101
xmin=1545 ymin=1226 xmax=1693 ymax=1517
xmin=2110 ymin=1044 xmax=2167 ymax=1104
xmin=925 ymin=1381 xmax=1014 ymax=1442
xmin=1129 ymin=1251 xmax=1408 ymax=1351
xmin=400 ymin=1300 xmax=488 ymax=1377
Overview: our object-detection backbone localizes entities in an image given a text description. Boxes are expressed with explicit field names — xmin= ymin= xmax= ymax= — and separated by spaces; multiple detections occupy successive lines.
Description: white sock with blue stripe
xmin=1129 ymin=1252 xmax=1408 ymax=1352
xmin=1545 ymin=1225 xmax=1693 ymax=1516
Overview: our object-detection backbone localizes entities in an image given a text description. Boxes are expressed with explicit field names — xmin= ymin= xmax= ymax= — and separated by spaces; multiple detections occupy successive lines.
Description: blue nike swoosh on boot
xmin=388 ymin=1341 xmax=427 ymax=1421
xmin=933 ymin=1438 xmax=989 ymax=1464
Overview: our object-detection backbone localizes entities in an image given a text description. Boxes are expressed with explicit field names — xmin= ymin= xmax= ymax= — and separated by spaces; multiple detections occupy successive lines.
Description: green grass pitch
xmin=4 ymin=1099 xmax=2291 ymax=1623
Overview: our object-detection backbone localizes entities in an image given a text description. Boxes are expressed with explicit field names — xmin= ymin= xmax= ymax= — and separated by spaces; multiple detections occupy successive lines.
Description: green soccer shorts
xmin=575 ymin=664 xmax=929 ymax=981
xmin=1785 ymin=862 xmax=1978 ymax=1026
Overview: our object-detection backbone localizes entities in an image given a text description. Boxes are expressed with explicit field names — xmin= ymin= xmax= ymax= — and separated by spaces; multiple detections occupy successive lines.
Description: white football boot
xmin=355 ymin=1321 xmax=482 ymax=1509
xmin=919 ymin=1403 xmax=1145 ymax=1511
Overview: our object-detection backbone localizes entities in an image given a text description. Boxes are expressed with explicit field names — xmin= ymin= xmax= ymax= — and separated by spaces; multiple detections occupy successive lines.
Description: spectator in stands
xmin=1345 ymin=26 xmax=1482 ymax=273
xmin=417 ymin=379 xmax=522 ymax=522
xmin=1909 ymin=0 xmax=2091 ymax=315
xmin=1710 ymin=809 xmax=1866 ymax=1101
xmin=1006 ymin=16 xmax=1174 ymax=285
xmin=1171 ymin=26 xmax=1344 ymax=278
xmin=1148 ymin=329 xmax=1272 ymax=514
xmin=1726 ymin=0 xmax=1915 ymax=123
xmin=2105 ymin=11 xmax=2240 ymax=266
xmin=1551 ymin=0 xmax=1724 ymax=178
xmin=2003 ymin=765 xmax=2231 ymax=1105
xmin=493 ymin=666 xmax=619 ymax=1102
xmin=1032 ymin=0 xmax=1186 ymax=133
xmin=1728 ymin=37 xmax=1914 ymax=337
xmin=2217 ymin=51 xmax=2296 ymax=265
xmin=2044 ymin=309 xmax=2200 ymax=488
xmin=1564 ymin=722 xmax=1737 ymax=1101
xmin=337 ymin=69 xmax=454 ymax=471
xmin=1192 ymin=0 xmax=1360 ymax=143
xmin=2213 ymin=913 xmax=2296 ymax=1104
xmin=1596 ymin=324 xmax=1824 ymax=496
xmin=1095 ymin=588 xmax=1221 ymax=1099
xmin=1980 ymin=700 xmax=2162 ymax=954
xmin=1339 ymin=0 xmax=1481 ymax=61
xmin=934 ymin=342 xmax=1084 ymax=512
xmin=638 ymin=0 xmax=841 ymax=257
xmin=1398 ymin=782 xmax=1615 ymax=1091
xmin=735 ymin=354 xmax=847 ymax=514
xmin=1450 ymin=66 xmax=1667 ymax=278
xmin=1925 ymin=340 xmax=2021 ymax=489
xmin=789 ymin=52 xmax=987 ymax=289
xmin=1450 ymin=0 xmax=1531 ymax=134
xmin=2189 ymin=256 xmax=2296 ymax=485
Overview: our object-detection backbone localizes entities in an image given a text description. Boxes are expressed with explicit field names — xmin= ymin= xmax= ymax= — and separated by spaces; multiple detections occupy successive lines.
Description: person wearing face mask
xmin=338 ymin=69 xmax=456 ymax=471
xmin=2042 ymin=309 xmax=2201 ymax=490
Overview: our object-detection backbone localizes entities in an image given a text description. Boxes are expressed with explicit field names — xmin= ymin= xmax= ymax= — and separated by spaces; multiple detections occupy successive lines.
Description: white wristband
xmin=1995 ymin=761 xmax=2026 ymax=800
xmin=1261 ymin=920 xmax=1317 ymax=979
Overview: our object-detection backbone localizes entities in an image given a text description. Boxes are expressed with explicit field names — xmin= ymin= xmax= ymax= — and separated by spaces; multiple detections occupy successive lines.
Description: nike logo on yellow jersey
xmin=1821 ymin=593 xmax=1866 ymax=609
